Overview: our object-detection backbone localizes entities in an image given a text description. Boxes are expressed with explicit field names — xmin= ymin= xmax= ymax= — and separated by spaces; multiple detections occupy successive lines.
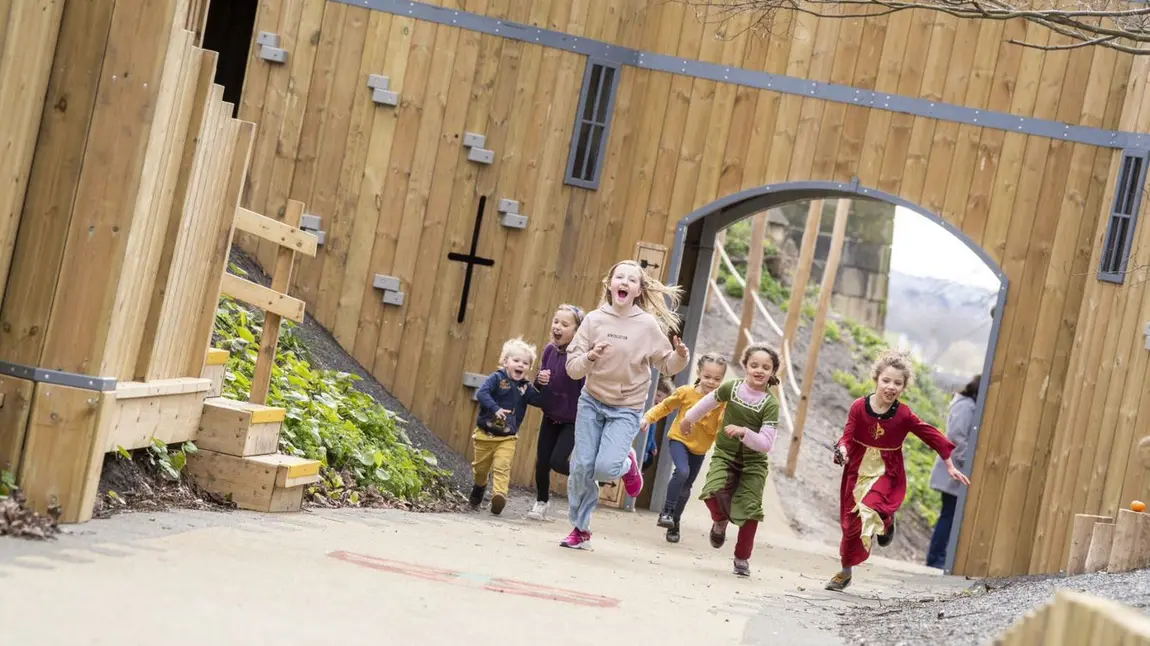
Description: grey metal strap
xmin=0 ymin=361 xmax=117 ymax=392
xmin=334 ymin=0 xmax=1149 ymax=150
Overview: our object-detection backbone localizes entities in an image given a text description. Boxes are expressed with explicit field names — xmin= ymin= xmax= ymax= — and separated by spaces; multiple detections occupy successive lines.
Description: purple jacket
xmin=534 ymin=343 xmax=584 ymax=423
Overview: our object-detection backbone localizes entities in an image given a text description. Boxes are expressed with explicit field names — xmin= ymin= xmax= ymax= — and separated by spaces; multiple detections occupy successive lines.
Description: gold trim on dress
xmin=851 ymin=447 xmax=887 ymax=551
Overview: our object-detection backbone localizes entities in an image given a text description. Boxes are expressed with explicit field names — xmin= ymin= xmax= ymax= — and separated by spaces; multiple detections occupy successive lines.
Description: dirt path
xmin=0 ymin=494 xmax=964 ymax=645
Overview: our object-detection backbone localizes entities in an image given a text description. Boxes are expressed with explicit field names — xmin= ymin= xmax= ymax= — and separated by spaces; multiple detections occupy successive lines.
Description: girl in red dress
xmin=825 ymin=350 xmax=971 ymax=592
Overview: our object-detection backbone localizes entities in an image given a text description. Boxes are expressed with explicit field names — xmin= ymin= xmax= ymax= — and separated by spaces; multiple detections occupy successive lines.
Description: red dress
xmin=836 ymin=397 xmax=955 ymax=568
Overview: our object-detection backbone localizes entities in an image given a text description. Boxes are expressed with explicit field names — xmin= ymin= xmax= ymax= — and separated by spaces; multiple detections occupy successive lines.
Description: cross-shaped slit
xmin=447 ymin=196 xmax=496 ymax=323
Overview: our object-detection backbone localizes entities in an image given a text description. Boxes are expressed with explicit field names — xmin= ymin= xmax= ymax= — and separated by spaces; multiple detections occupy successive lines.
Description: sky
xmin=889 ymin=206 xmax=1001 ymax=291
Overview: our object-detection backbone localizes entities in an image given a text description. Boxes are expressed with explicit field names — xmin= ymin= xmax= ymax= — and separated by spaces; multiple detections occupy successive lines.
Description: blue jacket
xmin=476 ymin=369 xmax=542 ymax=436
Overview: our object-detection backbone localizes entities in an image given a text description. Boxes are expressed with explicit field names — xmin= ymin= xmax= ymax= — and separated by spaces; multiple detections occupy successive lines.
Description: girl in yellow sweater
xmin=641 ymin=352 xmax=728 ymax=543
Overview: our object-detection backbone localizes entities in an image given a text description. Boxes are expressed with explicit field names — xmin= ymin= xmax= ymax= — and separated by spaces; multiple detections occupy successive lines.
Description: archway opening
xmin=654 ymin=182 xmax=1006 ymax=574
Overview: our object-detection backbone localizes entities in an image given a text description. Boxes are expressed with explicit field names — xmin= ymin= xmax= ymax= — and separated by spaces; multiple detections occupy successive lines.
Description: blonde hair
xmin=740 ymin=343 xmax=781 ymax=388
xmin=555 ymin=303 xmax=585 ymax=327
xmin=499 ymin=336 xmax=537 ymax=366
xmin=600 ymin=260 xmax=683 ymax=334
xmin=871 ymin=349 xmax=915 ymax=386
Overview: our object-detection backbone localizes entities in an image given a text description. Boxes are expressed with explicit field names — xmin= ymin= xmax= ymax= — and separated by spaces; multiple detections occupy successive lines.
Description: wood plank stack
xmin=1066 ymin=511 xmax=1150 ymax=574
xmin=995 ymin=589 xmax=1150 ymax=644
xmin=186 ymin=398 xmax=320 ymax=512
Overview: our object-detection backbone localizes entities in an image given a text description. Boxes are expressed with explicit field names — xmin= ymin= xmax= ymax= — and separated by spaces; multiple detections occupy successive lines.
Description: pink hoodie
xmin=566 ymin=304 xmax=689 ymax=409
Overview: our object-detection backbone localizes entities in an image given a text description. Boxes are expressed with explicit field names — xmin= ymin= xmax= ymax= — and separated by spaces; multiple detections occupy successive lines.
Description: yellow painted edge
xmin=250 ymin=407 xmax=286 ymax=424
xmin=284 ymin=460 xmax=321 ymax=480
xmin=205 ymin=348 xmax=230 ymax=366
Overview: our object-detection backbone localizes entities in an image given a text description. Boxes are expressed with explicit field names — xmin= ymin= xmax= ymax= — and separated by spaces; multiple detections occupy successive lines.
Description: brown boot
xmin=825 ymin=571 xmax=852 ymax=592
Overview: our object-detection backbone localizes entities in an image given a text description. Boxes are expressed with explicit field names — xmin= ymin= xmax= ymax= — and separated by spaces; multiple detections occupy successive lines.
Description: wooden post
xmin=786 ymin=199 xmax=849 ymax=477
xmin=1067 ymin=514 xmax=1113 ymax=573
xmin=733 ymin=213 xmax=767 ymax=361
xmin=1106 ymin=509 xmax=1150 ymax=572
xmin=779 ymin=200 xmax=824 ymax=381
xmin=249 ymin=199 xmax=304 ymax=405
xmin=706 ymin=230 xmax=727 ymax=312
xmin=1084 ymin=522 xmax=1115 ymax=573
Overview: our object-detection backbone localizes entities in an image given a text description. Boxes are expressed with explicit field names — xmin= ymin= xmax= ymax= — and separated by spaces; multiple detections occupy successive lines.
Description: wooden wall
xmin=236 ymin=0 xmax=1142 ymax=577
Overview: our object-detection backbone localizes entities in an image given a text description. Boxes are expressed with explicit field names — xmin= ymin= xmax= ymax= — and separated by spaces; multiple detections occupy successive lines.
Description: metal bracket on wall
xmin=372 ymin=274 xmax=405 ymax=306
xmin=0 ymin=361 xmax=117 ymax=392
xmin=462 ymin=372 xmax=486 ymax=401
xmin=462 ymin=131 xmax=494 ymax=165
xmin=256 ymin=32 xmax=288 ymax=64
xmin=367 ymin=74 xmax=399 ymax=106
xmin=497 ymin=199 xmax=526 ymax=229
xmin=300 ymin=213 xmax=326 ymax=245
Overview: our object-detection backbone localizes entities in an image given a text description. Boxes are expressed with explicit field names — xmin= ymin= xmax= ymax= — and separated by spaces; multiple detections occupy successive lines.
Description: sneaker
xmin=666 ymin=524 xmax=680 ymax=543
xmin=621 ymin=448 xmax=644 ymax=497
xmin=877 ymin=519 xmax=895 ymax=547
xmin=527 ymin=500 xmax=549 ymax=521
xmin=656 ymin=513 xmax=675 ymax=529
xmin=709 ymin=521 xmax=727 ymax=549
xmin=560 ymin=527 xmax=593 ymax=550
xmin=491 ymin=493 xmax=506 ymax=515
xmin=468 ymin=485 xmax=485 ymax=510
xmin=825 ymin=571 xmax=852 ymax=592
xmin=733 ymin=558 xmax=751 ymax=577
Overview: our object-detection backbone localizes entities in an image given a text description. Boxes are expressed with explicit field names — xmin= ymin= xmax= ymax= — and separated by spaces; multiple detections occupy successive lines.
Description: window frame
xmin=1099 ymin=149 xmax=1150 ymax=284
xmin=564 ymin=58 xmax=621 ymax=190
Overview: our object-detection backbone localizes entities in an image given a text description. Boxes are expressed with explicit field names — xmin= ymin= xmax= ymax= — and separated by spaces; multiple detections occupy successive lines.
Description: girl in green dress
xmin=680 ymin=343 xmax=781 ymax=577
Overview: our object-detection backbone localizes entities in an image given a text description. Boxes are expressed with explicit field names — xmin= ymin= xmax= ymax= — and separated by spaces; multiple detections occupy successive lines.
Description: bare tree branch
xmin=678 ymin=0 xmax=1150 ymax=54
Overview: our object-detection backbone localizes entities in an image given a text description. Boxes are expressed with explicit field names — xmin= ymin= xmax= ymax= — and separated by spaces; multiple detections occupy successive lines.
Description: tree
xmin=680 ymin=0 xmax=1150 ymax=55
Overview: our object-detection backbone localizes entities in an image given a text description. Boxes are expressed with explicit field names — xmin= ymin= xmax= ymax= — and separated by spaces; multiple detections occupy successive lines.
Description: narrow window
xmin=1099 ymin=150 xmax=1150 ymax=283
xmin=564 ymin=60 xmax=620 ymax=189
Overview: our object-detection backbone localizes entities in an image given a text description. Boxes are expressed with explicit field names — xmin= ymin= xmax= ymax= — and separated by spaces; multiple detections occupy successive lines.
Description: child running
xmin=470 ymin=337 xmax=543 ymax=516
xmin=527 ymin=305 xmax=586 ymax=521
xmin=641 ymin=353 xmax=729 ymax=543
xmin=562 ymin=260 xmax=690 ymax=550
xmin=682 ymin=344 xmax=781 ymax=577
xmin=825 ymin=349 xmax=971 ymax=592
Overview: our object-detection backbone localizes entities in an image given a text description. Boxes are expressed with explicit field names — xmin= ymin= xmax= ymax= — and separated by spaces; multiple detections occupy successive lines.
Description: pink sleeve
xmin=741 ymin=424 xmax=778 ymax=453
xmin=684 ymin=391 xmax=720 ymax=425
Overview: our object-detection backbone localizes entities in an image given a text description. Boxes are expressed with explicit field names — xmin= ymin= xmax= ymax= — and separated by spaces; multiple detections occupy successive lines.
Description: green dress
xmin=697 ymin=379 xmax=780 ymax=526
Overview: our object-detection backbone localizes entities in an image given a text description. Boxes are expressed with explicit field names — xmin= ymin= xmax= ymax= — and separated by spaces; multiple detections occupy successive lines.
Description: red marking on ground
xmin=327 ymin=551 xmax=620 ymax=608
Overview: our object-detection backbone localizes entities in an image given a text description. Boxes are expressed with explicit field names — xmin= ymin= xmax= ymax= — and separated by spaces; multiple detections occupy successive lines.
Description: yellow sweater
xmin=642 ymin=384 xmax=726 ymax=456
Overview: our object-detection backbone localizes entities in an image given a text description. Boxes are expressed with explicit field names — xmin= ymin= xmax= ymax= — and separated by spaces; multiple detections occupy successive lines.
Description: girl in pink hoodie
xmin=560 ymin=260 xmax=690 ymax=550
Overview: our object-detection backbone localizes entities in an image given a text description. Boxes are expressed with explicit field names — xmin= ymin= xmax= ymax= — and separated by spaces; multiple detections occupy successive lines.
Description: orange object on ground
xmin=1132 ymin=501 xmax=1147 ymax=512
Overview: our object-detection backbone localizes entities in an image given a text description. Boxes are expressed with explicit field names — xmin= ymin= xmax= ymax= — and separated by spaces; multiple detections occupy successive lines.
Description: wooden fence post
xmin=780 ymin=199 xmax=824 ymax=382
xmin=706 ymin=230 xmax=726 ymax=312
xmin=249 ymin=199 xmax=305 ymax=405
xmin=786 ymin=198 xmax=849 ymax=477
xmin=733 ymin=213 xmax=767 ymax=361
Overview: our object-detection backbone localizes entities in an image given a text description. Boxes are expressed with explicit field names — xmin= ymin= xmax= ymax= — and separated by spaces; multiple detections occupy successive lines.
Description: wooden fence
xmin=994 ymin=590 xmax=1150 ymax=645
xmin=0 ymin=0 xmax=319 ymax=524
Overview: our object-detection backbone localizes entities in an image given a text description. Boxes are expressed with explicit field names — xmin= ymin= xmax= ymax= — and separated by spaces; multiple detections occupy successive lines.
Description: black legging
xmin=535 ymin=416 xmax=575 ymax=502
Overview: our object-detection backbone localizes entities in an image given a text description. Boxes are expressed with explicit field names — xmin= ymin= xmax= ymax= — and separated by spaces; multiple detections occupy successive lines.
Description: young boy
xmin=471 ymin=337 xmax=543 ymax=515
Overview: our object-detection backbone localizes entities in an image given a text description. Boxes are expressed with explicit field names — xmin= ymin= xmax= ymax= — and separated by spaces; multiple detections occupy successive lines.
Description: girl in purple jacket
xmin=527 ymin=304 xmax=586 ymax=521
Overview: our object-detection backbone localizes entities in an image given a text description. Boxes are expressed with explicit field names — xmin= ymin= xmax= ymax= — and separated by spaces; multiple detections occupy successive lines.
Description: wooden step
xmin=195 ymin=397 xmax=285 ymax=457
xmin=202 ymin=348 xmax=230 ymax=398
xmin=186 ymin=449 xmax=320 ymax=513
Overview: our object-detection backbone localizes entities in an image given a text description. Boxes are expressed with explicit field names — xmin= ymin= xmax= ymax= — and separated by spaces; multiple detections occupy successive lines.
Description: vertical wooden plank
xmin=251 ymin=199 xmax=304 ymax=404
xmin=334 ymin=14 xmax=414 ymax=351
xmin=0 ymin=0 xmax=115 ymax=366
xmin=0 ymin=376 xmax=34 ymax=475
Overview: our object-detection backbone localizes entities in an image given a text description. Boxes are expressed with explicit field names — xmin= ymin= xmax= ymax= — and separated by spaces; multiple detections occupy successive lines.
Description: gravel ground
xmin=843 ymin=569 xmax=1150 ymax=645
xmin=227 ymin=248 xmax=473 ymax=492
xmin=695 ymin=291 xmax=934 ymax=564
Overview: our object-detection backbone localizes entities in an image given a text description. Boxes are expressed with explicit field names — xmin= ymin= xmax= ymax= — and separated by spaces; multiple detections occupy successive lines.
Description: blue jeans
xmin=662 ymin=440 xmax=705 ymax=523
xmin=568 ymin=391 xmax=641 ymax=531
xmin=927 ymin=492 xmax=958 ymax=569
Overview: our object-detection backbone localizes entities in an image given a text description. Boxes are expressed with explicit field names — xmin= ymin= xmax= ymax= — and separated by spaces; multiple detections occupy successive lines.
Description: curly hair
xmin=499 ymin=336 xmax=538 ymax=366
xmin=693 ymin=352 xmax=728 ymax=384
xmin=871 ymin=349 xmax=915 ymax=386
xmin=740 ymin=343 xmax=781 ymax=388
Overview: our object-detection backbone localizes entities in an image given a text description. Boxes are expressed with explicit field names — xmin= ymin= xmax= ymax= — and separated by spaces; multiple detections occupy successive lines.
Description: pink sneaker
xmin=621 ymin=448 xmax=643 ymax=497
xmin=560 ymin=527 xmax=593 ymax=550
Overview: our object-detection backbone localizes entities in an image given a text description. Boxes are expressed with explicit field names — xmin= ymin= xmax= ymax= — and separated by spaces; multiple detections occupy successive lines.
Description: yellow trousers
xmin=472 ymin=430 xmax=518 ymax=496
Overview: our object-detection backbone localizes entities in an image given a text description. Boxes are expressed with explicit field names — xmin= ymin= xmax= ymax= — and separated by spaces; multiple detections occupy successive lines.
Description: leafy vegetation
xmin=212 ymin=297 xmax=452 ymax=505
xmin=0 ymin=469 xmax=14 ymax=498
xmin=833 ymin=320 xmax=953 ymax=526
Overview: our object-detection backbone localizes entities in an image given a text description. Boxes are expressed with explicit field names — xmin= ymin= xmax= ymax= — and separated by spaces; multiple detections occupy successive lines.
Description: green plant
xmin=824 ymin=320 xmax=842 ymax=343
xmin=212 ymin=297 xmax=450 ymax=503
xmin=0 ymin=469 xmax=15 ymax=498
xmin=114 ymin=439 xmax=198 ymax=482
